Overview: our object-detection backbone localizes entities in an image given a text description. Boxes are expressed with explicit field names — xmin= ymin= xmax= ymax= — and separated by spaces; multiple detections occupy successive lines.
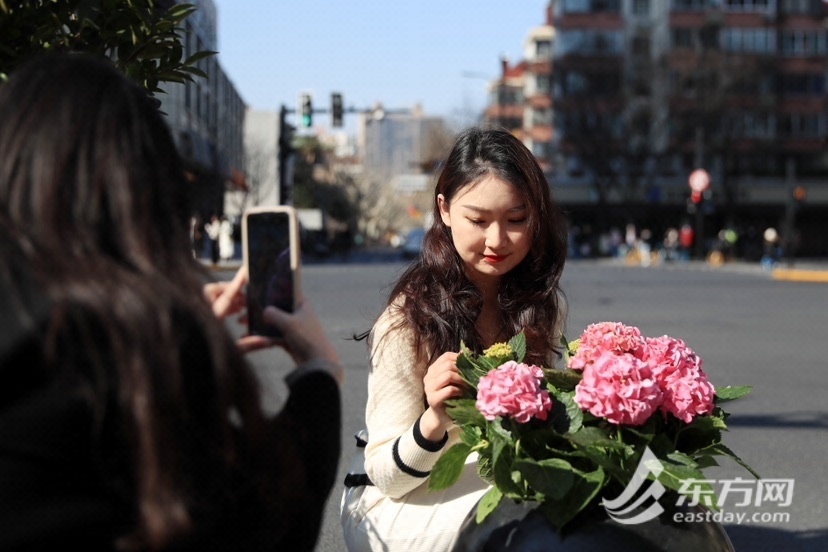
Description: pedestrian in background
xmin=340 ymin=127 xmax=568 ymax=551
xmin=0 ymin=53 xmax=342 ymax=551
xmin=218 ymin=216 xmax=235 ymax=262
xmin=204 ymin=214 xmax=221 ymax=264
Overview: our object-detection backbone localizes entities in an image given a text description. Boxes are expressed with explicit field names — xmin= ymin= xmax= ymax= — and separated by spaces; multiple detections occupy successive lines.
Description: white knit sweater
xmin=362 ymin=304 xmax=465 ymax=499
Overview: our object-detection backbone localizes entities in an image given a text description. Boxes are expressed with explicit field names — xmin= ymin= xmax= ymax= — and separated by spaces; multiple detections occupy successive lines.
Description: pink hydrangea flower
xmin=645 ymin=336 xmax=715 ymax=423
xmin=569 ymin=322 xmax=646 ymax=371
xmin=574 ymin=351 xmax=663 ymax=426
xmin=476 ymin=361 xmax=552 ymax=423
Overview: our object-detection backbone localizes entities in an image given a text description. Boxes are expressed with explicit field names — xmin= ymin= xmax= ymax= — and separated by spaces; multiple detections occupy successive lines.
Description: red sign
xmin=689 ymin=169 xmax=710 ymax=193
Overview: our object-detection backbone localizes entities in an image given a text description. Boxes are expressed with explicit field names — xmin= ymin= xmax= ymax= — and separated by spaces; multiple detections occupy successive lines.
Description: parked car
xmin=401 ymin=228 xmax=425 ymax=259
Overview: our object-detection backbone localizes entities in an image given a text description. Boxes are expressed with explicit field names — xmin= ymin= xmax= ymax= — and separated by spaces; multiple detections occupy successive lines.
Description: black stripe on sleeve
xmin=412 ymin=413 xmax=448 ymax=452
xmin=392 ymin=437 xmax=430 ymax=478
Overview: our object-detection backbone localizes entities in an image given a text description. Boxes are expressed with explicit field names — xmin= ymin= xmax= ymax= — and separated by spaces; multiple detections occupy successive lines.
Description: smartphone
xmin=242 ymin=206 xmax=300 ymax=337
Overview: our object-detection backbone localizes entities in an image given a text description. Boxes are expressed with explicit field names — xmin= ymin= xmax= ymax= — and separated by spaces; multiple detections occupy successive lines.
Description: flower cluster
xmin=429 ymin=327 xmax=756 ymax=532
xmin=571 ymin=322 xmax=715 ymax=425
xmin=476 ymin=361 xmax=552 ymax=423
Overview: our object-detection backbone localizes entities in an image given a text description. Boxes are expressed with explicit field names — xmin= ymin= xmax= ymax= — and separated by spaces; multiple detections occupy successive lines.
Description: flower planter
xmin=451 ymin=493 xmax=735 ymax=552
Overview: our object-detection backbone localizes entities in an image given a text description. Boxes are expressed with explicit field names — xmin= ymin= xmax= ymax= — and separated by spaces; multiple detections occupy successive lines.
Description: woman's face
xmin=438 ymin=175 xmax=532 ymax=287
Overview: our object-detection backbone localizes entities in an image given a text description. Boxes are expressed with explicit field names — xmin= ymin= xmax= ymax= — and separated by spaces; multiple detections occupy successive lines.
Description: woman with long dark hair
xmin=0 ymin=53 xmax=342 ymax=551
xmin=340 ymin=127 xmax=568 ymax=551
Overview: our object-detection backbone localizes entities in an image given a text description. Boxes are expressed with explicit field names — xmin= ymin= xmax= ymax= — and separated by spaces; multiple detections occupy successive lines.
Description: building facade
xmin=358 ymin=105 xmax=447 ymax=185
xmin=488 ymin=0 xmax=828 ymax=257
xmin=158 ymin=0 xmax=246 ymax=221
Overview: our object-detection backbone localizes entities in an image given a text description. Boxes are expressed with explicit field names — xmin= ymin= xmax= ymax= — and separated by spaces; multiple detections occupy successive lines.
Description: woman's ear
xmin=437 ymin=194 xmax=451 ymax=227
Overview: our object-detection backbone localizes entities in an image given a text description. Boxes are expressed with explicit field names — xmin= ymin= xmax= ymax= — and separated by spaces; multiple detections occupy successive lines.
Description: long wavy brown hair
xmin=367 ymin=126 xmax=568 ymax=368
xmin=0 ymin=54 xmax=275 ymax=550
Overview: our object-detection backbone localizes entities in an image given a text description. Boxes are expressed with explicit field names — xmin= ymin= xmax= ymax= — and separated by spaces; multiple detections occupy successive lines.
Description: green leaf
xmin=515 ymin=457 xmax=575 ymax=500
xmin=700 ymin=443 xmax=762 ymax=479
xmin=538 ymin=466 xmax=605 ymax=532
xmin=666 ymin=451 xmax=699 ymax=467
xmin=445 ymin=398 xmax=486 ymax=427
xmin=184 ymin=49 xmax=217 ymax=64
xmin=476 ymin=486 xmax=503 ymax=523
xmin=508 ymin=331 xmax=526 ymax=362
xmin=166 ymin=3 xmax=198 ymax=20
xmin=655 ymin=459 xmax=708 ymax=494
xmin=694 ymin=455 xmax=720 ymax=469
xmin=715 ymin=385 xmax=752 ymax=403
xmin=456 ymin=343 xmax=491 ymax=388
xmin=543 ymin=368 xmax=582 ymax=392
xmin=658 ymin=468 xmax=719 ymax=510
xmin=566 ymin=426 xmax=626 ymax=450
xmin=428 ymin=443 xmax=472 ymax=491
xmin=560 ymin=390 xmax=584 ymax=433
xmin=490 ymin=422 xmax=521 ymax=495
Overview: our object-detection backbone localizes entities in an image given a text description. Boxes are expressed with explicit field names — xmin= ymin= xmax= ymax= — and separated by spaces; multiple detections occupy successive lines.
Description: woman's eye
xmin=469 ymin=219 xmax=486 ymax=226
xmin=509 ymin=218 xmax=527 ymax=225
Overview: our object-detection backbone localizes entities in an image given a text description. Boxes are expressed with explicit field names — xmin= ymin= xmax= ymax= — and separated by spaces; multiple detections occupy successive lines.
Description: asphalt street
xmin=215 ymin=254 xmax=828 ymax=552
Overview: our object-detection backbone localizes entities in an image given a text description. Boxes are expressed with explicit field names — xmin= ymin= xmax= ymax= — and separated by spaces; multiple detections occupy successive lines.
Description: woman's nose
xmin=485 ymin=223 xmax=507 ymax=248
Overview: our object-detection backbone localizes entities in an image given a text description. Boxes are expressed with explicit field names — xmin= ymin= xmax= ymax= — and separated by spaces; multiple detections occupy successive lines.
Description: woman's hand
xmin=420 ymin=351 xmax=466 ymax=441
xmin=203 ymin=266 xmax=248 ymax=319
xmin=262 ymin=298 xmax=344 ymax=385
xmin=203 ymin=267 xmax=277 ymax=354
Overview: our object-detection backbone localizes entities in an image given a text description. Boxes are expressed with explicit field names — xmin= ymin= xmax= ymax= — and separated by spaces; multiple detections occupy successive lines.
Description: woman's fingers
xmin=208 ymin=266 xmax=248 ymax=318
xmin=236 ymin=334 xmax=275 ymax=354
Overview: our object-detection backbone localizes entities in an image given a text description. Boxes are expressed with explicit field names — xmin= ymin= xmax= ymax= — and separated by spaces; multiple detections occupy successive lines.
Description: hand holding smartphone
xmin=242 ymin=206 xmax=300 ymax=337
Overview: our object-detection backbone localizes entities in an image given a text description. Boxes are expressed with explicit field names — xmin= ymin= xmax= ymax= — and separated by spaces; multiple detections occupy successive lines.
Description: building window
xmin=567 ymin=155 xmax=584 ymax=176
xmin=562 ymin=0 xmax=591 ymax=12
xmin=672 ymin=28 xmax=694 ymax=49
xmin=778 ymin=73 xmax=825 ymax=96
xmin=721 ymin=28 xmax=776 ymax=54
xmin=780 ymin=0 xmax=814 ymax=13
xmin=781 ymin=30 xmax=828 ymax=56
xmin=722 ymin=0 xmax=771 ymax=12
xmin=632 ymin=36 xmax=651 ymax=57
xmin=778 ymin=113 xmax=826 ymax=137
xmin=532 ymin=141 xmax=552 ymax=159
xmin=561 ymin=0 xmax=620 ymax=12
xmin=535 ymin=74 xmax=552 ymax=94
xmin=633 ymin=0 xmax=650 ymax=15
xmin=492 ymin=86 xmax=523 ymax=105
xmin=727 ymin=111 xmax=776 ymax=138
xmin=536 ymin=40 xmax=553 ymax=59
xmin=558 ymin=30 xmax=624 ymax=55
xmin=671 ymin=0 xmax=717 ymax=10
xmin=532 ymin=108 xmax=553 ymax=126
xmin=564 ymin=72 xmax=588 ymax=95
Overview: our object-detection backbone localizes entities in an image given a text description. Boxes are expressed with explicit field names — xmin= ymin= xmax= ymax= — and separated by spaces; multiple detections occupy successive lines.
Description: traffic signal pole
xmin=278 ymin=104 xmax=295 ymax=205
xmin=275 ymin=96 xmax=410 ymax=204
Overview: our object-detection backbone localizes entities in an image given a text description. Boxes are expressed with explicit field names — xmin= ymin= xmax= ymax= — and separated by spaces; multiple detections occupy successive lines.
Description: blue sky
xmin=214 ymin=1 xmax=550 ymax=130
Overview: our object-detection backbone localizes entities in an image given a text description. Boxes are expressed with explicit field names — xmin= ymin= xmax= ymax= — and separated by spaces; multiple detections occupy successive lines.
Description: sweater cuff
xmin=284 ymin=358 xmax=340 ymax=388
xmin=392 ymin=414 xmax=448 ymax=478
xmin=412 ymin=413 xmax=448 ymax=451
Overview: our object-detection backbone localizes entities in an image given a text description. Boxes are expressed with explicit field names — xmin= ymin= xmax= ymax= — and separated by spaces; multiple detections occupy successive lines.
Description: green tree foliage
xmin=291 ymin=135 xmax=353 ymax=222
xmin=0 ymin=0 xmax=214 ymax=96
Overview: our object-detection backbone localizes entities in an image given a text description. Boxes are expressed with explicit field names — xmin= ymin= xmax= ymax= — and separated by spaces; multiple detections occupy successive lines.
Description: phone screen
xmin=245 ymin=210 xmax=295 ymax=337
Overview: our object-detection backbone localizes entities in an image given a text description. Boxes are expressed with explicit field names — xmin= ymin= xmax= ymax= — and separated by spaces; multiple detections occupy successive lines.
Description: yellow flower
xmin=483 ymin=342 xmax=513 ymax=360
xmin=567 ymin=338 xmax=581 ymax=357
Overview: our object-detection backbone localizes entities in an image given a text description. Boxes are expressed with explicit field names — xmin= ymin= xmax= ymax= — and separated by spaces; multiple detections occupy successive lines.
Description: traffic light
xmin=300 ymin=93 xmax=313 ymax=128
xmin=793 ymin=185 xmax=807 ymax=203
xmin=331 ymin=92 xmax=343 ymax=127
